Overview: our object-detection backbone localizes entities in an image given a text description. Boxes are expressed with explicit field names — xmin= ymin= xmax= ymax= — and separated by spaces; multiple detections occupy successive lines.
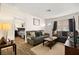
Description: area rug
xmin=1 ymin=37 xmax=35 ymax=55
xmin=31 ymin=42 xmax=65 ymax=55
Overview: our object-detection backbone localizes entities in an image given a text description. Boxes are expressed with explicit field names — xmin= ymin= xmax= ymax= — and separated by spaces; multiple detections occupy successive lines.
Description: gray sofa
xmin=26 ymin=30 xmax=45 ymax=46
xmin=57 ymin=31 xmax=68 ymax=43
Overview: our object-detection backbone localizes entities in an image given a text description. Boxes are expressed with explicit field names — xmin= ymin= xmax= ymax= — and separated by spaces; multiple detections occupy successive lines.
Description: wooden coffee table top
xmin=44 ymin=38 xmax=53 ymax=41
xmin=44 ymin=36 xmax=57 ymax=41
xmin=50 ymin=37 xmax=57 ymax=40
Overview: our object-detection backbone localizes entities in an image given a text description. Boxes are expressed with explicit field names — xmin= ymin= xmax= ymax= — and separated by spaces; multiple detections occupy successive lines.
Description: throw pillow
xmin=30 ymin=32 xmax=36 ymax=37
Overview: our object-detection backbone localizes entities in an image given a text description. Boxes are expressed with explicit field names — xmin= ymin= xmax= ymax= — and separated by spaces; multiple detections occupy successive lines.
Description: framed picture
xmin=33 ymin=18 xmax=40 ymax=26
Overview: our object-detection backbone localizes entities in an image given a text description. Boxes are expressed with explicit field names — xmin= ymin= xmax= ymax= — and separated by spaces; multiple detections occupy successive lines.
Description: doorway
xmin=14 ymin=17 xmax=26 ymax=43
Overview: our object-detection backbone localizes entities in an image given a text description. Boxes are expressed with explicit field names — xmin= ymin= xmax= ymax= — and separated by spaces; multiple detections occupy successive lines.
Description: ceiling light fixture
xmin=47 ymin=9 xmax=51 ymax=12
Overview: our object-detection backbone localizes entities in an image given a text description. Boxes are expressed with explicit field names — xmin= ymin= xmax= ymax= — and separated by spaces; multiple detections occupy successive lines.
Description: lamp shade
xmin=2 ymin=23 xmax=11 ymax=30
xmin=0 ymin=23 xmax=2 ymax=30
xmin=0 ymin=23 xmax=11 ymax=31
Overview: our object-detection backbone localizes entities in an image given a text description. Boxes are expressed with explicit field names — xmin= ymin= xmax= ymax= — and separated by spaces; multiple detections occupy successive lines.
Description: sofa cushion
xmin=35 ymin=31 xmax=40 ymax=37
xmin=27 ymin=37 xmax=31 ymax=40
xmin=57 ymin=31 xmax=68 ymax=43
xmin=62 ymin=32 xmax=68 ymax=36
xmin=30 ymin=32 xmax=36 ymax=37
xmin=39 ymin=31 xmax=43 ymax=36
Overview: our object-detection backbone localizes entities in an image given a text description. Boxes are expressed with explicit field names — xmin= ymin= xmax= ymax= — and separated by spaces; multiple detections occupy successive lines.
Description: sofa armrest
xmin=27 ymin=37 xmax=36 ymax=46
xmin=27 ymin=36 xmax=35 ymax=40
xmin=27 ymin=37 xmax=31 ymax=40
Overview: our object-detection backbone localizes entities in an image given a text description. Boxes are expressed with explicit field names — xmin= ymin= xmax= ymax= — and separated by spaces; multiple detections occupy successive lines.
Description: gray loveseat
xmin=26 ymin=30 xmax=45 ymax=46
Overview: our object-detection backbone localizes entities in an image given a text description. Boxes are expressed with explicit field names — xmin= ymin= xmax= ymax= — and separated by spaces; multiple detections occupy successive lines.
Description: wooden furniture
xmin=0 ymin=43 xmax=16 ymax=55
xmin=65 ymin=46 xmax=79 ymax=55
xmin=43 ymin=37 xmax=57 ymax=49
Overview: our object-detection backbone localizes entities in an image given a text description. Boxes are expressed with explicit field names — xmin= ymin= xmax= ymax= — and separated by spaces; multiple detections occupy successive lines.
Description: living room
xmin=0 ymin=3 xmax=79 ymax=55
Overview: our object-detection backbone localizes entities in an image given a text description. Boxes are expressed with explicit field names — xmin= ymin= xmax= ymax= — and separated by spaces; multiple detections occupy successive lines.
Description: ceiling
xmin=4 ymin=3 xmax=79 ymax=19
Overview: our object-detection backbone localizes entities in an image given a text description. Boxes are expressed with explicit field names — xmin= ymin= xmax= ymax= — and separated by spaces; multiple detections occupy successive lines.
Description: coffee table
xmin=43 ymin=37 xmax=57 ymax=49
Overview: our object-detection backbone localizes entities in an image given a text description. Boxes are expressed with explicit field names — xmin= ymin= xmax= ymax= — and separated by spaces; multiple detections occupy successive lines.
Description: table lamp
xmin=0 ymin=23 xmax=11 ymax=42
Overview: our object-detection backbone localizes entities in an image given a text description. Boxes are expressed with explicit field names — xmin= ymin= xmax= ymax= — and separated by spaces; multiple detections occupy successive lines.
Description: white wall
xmin=2 ymin=4 xmax=45 ymax=31
xmin=14 ymin=19 xmax=25 ymax=29
xmin=57 ymin=19 xmax=69 ymax=31
xmin=0 ymin=4 xmax=45 ymax=41
xmin=44 ymin=19 xmax=53 ymax=37
xmin=26 ymin=15 xmax=45 ymax=31
xmin=52 ymin=12 xmax=79 ymax=31
xmin=45 ymin=12 xmax=79 ymax=36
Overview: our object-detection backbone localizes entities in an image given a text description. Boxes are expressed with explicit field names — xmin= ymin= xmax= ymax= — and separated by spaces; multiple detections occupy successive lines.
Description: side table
xmin=0 ymin=43 xmax=16 ymax=55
